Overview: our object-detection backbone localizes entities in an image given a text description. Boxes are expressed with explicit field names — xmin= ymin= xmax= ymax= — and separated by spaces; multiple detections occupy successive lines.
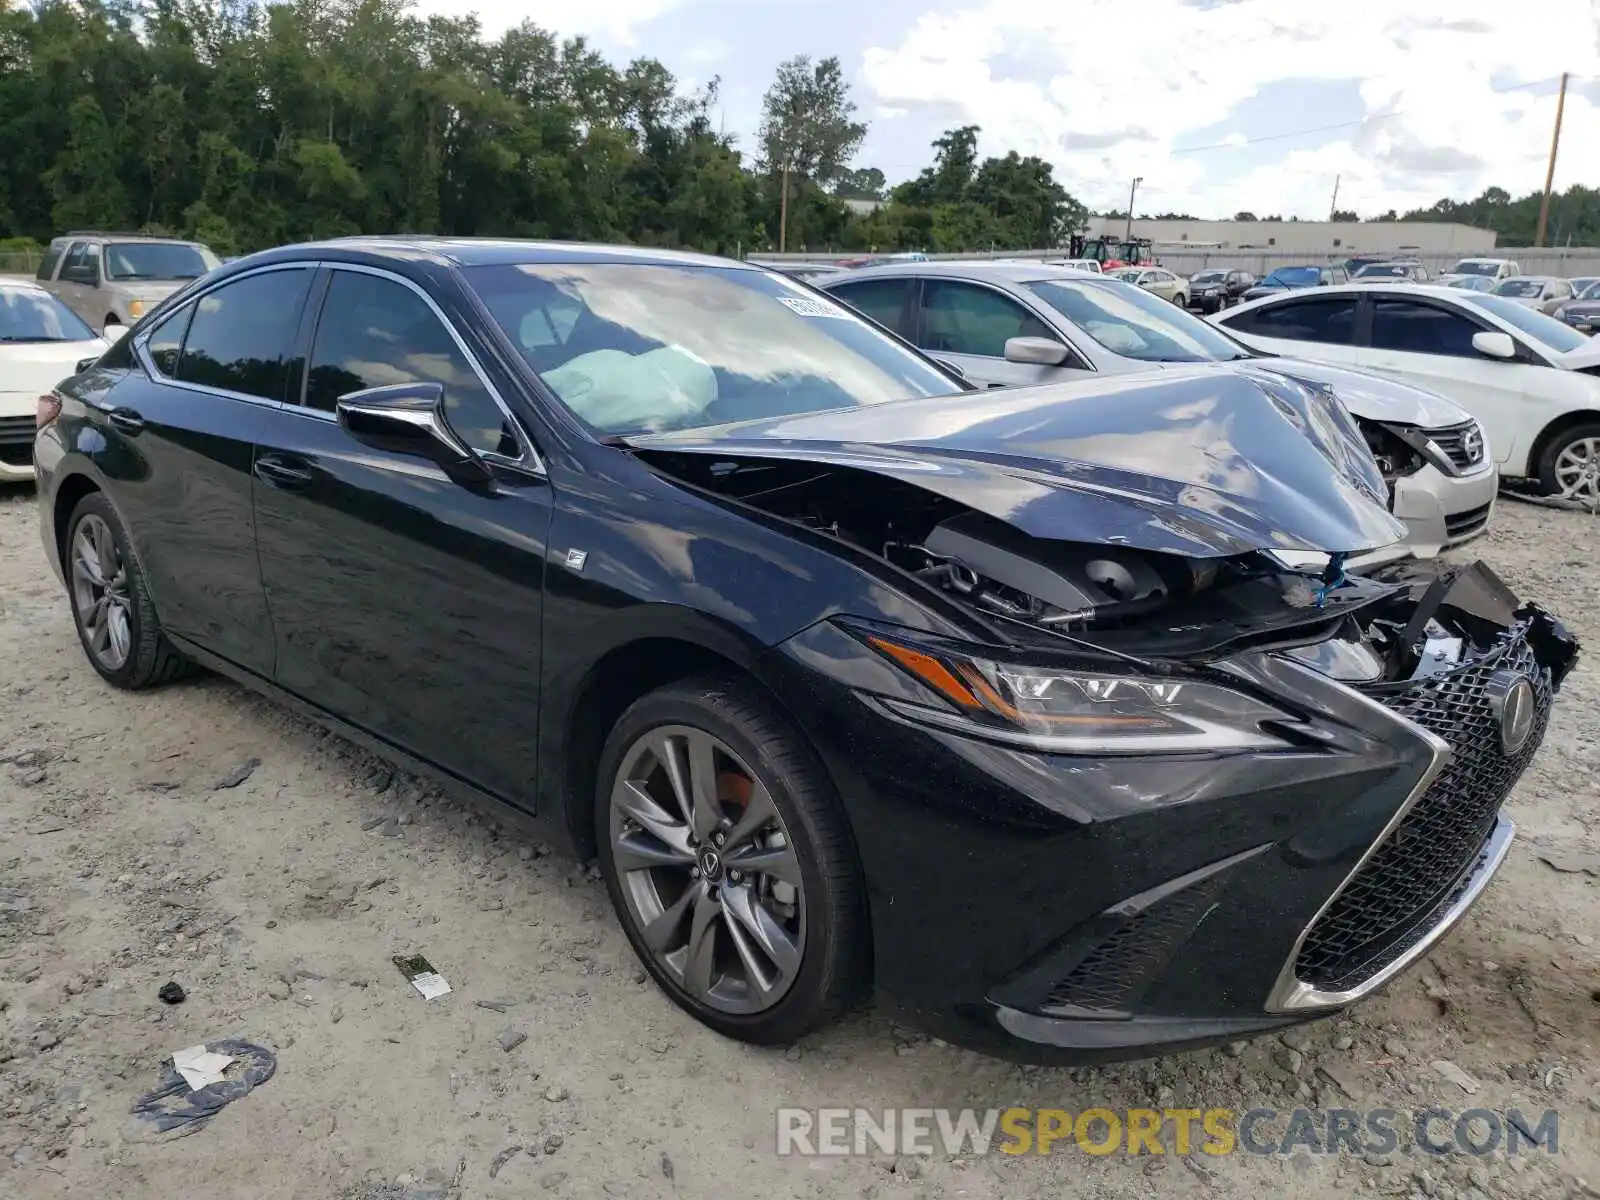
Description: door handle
xmin=106 ymin=407 xmax=144 ymax=435
xmin=254 ymin=455 xmax=316 ymax=490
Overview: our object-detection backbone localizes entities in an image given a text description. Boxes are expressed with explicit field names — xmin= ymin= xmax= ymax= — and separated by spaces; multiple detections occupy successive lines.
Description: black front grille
xmin=1445 ymin=501 xmax=1492 ymax=539
xmin=1428 ymin=421 xmax=1485 ymax=471
xmin=1042 ymin=872 xmax=1228 ymax=1015
xmin=1294 ymin=631 xmax=1550 ymax=992
xmin=0 ymin=415 xmax=34 ymax=446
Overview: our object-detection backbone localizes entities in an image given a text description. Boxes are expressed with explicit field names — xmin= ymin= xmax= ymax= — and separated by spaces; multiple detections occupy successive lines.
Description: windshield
xmin=0 ymin=287 xmax=97 ymax=342
xmin=104 ymin=242 xmax=220 ymax=282
xmin=1027 ymin=278 xmax=1252 ymax=364
xmin=1447 ymin=276 xmax=1495 ymax=292
xmin=1492 ymin=279 xmax=1543 ymax=298
xmin=1452 ymin=260 xmax=1500 ymax=276
xmin=1458 ymin=293 xmax=1589 ymax=353
xmin=1355 ymin=264 xmax=1408 ymax=278
xmin=1580 ymin=281 xmax=1600 ymax=301
xmin=1261 ymin=267 xmax=1319 ymax=287
xmin=1191 ymin=271 xmax=1226 ymax=284
xmin=464 ymin=263 xmax=964 ymax=435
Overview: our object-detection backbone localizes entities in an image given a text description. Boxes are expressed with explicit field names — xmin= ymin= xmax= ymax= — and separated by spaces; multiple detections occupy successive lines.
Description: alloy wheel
xmin=70 ymin=514 xmax=133 ymax=670
xmin=608 ymin=725 xmax=806 ymax=1015
xmin=1553 ymin=436 xmax=1600 ymax=505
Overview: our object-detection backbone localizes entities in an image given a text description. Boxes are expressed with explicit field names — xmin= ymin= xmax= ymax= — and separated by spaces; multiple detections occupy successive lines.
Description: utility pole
xmin=779 ymin=157 xmax=791 ymax=253
xmin=1535 ymin=72 xmax=1569 ymax=249
xmin=1329 ymin=174 xmax=1340 ymax=221
xmin=1124 ymin=177 xmax=1142 ymax=242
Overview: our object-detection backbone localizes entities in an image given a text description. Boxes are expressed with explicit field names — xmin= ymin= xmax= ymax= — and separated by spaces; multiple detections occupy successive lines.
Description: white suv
xmin=37 ymin=233 xmax=220 ymax=335
xmin=1212 ymin=283 xmax=1600 ymax=502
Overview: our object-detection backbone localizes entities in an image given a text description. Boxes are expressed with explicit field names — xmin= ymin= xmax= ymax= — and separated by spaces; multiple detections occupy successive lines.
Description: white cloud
xmin=416 ymin=0 xmax=681 ymax=44
xmin=861 ymin=0 xmax=1600 ymax=218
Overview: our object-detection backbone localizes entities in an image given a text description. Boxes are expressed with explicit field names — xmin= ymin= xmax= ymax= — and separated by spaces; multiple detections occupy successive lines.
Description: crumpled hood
xmin=1249 ymin=357 xmax=1472 ymax=427
xmin=627 ymin=363 xmax=1407 ymax=559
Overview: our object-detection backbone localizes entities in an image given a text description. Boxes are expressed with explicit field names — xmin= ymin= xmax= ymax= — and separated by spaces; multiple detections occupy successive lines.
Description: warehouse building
xmin=1085 ymin=216 xmax=1497 ymax=254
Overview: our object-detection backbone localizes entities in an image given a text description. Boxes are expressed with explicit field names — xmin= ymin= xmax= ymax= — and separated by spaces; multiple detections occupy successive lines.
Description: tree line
xmin=2 ymin=0 xmax=1595 ymax=258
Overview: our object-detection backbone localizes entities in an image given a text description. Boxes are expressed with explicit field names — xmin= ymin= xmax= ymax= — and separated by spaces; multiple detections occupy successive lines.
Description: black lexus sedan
xmin=34 ymin=238 xmax=1576 ymax=1063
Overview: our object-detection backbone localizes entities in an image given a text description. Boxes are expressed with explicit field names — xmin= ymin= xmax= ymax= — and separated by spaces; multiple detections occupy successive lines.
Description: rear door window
xmin=1222 ymin=296 xmax=1357 ymax=344
xmin=173 ymin=268 xmax=312 ymax=400
xmin=824 ymin=278 xmax=917 ymax=339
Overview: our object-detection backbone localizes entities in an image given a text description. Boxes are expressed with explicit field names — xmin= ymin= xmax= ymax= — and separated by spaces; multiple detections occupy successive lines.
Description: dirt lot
xmin=1 ymin=486 xmax=1597 ymax=1200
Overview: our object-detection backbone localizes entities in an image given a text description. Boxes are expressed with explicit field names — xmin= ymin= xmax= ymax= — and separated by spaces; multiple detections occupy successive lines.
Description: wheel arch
xmin=1526 ymin=408 xmax=1600 ymax=484
xmin=548 ymin=616 xmax=786 ymax=862
xmin=51 ymin=471 xmax=103 ymax=573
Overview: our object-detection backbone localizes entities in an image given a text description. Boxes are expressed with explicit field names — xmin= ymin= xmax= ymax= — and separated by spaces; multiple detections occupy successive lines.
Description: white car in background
xmin=1212 ymin=282 xmax=1600 ymax=502
xmin=818 ymin=263 xmax=1498 ymax=568
xmin=0 ymin=279 xmax=109 ymax=482
xmin=1442 ymin=257 xmax=1520 ymax=284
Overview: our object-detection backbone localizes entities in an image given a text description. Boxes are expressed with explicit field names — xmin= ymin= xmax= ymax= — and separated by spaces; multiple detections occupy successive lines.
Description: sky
xmin=414 ymin=0 xmax=1600 ymax=220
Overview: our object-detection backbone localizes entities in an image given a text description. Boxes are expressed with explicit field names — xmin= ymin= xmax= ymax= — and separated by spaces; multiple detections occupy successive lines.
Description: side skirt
xmin=167 ymin=633 xmax=578 ymax=857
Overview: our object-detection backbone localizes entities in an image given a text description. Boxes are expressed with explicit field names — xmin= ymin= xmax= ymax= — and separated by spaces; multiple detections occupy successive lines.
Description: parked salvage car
xmin=1491 ymin=276 xmax=1575 ymax=315
xmin=0 ymin=279 xmax=109 ymax=482
xmin=1213 ymin=283 xmax=1600 ymax=502
xmin=1241 ymin=264 xmax=1347 ymax=301
xmin=1553 ymin=281 xmax=1600 ymax=334
xmin=819 ymin=262 xmax=1496 ymax=567
xmin=1186 ymin=268 xmax=1254 ymax=313
xmin=36 ymin=238 xmax=1578 ymax=1063
xmin=37 ymin=232 xmax=220 ymax=336
xmin=1353 ymin=262 xmax=1431 ymax=284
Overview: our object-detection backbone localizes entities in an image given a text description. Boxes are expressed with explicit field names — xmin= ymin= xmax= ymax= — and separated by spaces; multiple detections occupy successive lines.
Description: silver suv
xmin=37 ymin=232 xmax=220 ymax=335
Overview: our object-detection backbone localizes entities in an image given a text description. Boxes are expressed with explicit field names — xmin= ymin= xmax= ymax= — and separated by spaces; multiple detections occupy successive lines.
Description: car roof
xmin=1228 ymin=281 xmax=1497 ymax=312
xmin=260 ymin=236 xmax=751 ymax=271
xmin=821 ymin=260 xmax=1120 ymax=285
xmin=1501 ymin=275 xmax=1561 ymax=284
xmin=50 ymin=232 xmax=204 ymax=246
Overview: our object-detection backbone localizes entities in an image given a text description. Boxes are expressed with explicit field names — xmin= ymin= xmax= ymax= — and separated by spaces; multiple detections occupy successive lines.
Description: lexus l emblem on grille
xmin=1462 ymin=426 xmax=1484 ymax=463
xmin=1485 ymin=670 xmax=1536 ymax=754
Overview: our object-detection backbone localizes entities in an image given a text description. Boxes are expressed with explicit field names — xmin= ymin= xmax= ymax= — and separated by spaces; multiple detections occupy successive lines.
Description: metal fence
xmin=0 ymin=250 xmax=42 ymax=277
xmin=754 ymin=246 xmax=1600 ymax=279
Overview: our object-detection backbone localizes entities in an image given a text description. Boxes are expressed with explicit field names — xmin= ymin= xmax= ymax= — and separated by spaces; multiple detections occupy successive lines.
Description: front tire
xmin=64 ymin=493 xmax=190 ymax=689
xmin=595 ymin=674 xmax=869 ymax=1045
xmin=1536 ymin=422 xmax=1600 ymax=503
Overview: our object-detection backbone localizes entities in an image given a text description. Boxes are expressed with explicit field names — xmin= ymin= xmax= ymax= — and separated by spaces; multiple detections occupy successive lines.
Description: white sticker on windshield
xmin=777 ymin=296 xmax=852 ymax=319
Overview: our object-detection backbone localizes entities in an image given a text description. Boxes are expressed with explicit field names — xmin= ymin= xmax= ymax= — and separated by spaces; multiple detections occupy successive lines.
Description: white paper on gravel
xmin=172 ymin=1045 xmax=234 ymax=1090
xmin=410 ymin=972 xmax=452 ymax=1000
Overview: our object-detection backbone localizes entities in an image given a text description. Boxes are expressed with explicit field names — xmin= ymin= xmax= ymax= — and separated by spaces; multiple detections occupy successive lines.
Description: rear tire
xmin=64 ymin=493 xmax=191 ymax=689
xmin=595 ymin=673 xmax=869 ymax=1045
xmin=1535 ymin=421 xmax=1600 ymax=503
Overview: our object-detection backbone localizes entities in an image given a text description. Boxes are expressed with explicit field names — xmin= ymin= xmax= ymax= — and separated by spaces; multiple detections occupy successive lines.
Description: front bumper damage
xmin=772 ymin=563 xmax=1578 ymax=1063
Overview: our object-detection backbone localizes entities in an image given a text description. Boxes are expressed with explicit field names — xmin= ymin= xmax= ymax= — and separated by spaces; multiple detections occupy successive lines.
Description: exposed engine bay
xmin=635 ymin=451 xmax=1579 ymax=686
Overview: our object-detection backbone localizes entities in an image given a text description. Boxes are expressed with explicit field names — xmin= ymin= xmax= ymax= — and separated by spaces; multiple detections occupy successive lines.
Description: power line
xmin=1170 ymin=74 xmax=1568 ymax=156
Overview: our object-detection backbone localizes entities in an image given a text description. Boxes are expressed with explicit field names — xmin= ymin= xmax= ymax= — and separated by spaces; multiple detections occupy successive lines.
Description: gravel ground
xmin=1 ymin=486 xmax=1597 ymax=1200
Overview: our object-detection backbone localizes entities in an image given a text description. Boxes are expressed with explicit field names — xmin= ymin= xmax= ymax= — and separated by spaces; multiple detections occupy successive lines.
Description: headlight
xmin=1554 ymin=306 xmax=1570 ymax=319
xmin=859 ymin=629 xmax=1293 ymax=753
xmin=127 ymin=299 xmax=146 ymax=318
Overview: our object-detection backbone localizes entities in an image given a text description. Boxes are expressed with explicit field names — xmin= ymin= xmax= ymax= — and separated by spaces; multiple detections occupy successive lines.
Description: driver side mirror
xmin=1004 ymin=336 xmax=1069 ymax=366
xmin=1471 ymin=330 xmax=1517 ymax=361
xmin=336 ymin=382 xmax=495 ymax=489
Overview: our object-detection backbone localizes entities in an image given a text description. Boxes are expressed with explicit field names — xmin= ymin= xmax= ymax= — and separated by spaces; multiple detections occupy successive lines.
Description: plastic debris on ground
xmin=131 ymin=1039 xmax=277 ymax=1135
xmin=394 ymin=953 xmax=452 ymax=999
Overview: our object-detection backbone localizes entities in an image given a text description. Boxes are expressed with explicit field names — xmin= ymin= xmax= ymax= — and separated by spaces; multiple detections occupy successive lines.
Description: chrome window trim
xmin=131 ymin=262 xmax=310 ymax=411
xmin=131 ymin=259 xmax=544 ymax=476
